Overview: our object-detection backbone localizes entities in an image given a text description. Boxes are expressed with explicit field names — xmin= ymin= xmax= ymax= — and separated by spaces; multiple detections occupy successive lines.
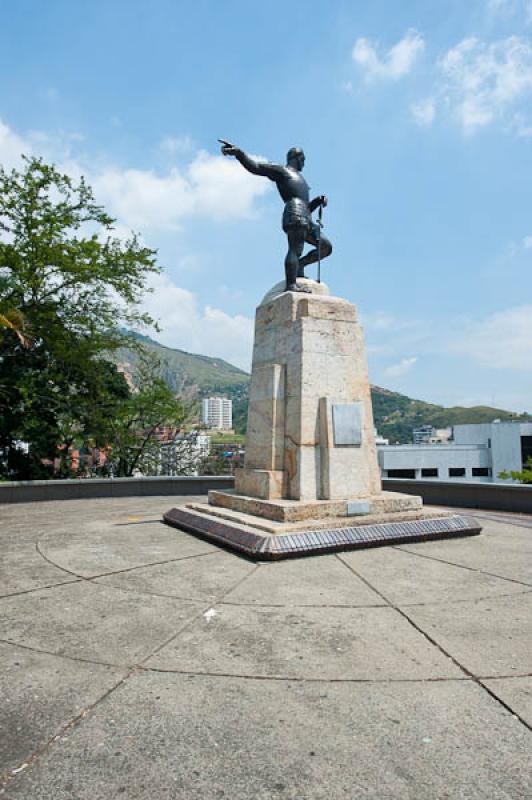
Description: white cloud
xmin=352 ymin=29 xmax=425 ymax=81
xmin=384 ymin=356 xmax=418 ymax=376
xmin=159 ymin=135 xmax=194 ymax=155
xmin=0 ymin=119 xmax=270 ymax=232
xmin=93 ymin=150 xmax=270 ymax=231
xmin=523 ymin=235 xmax=532 ymax=248
xmin=140 ymin=273 xmax=253 ymax=370
xmin=0 ymin=119 xmax=33 ymax=169
xmin=438 ymin=35 xmax=532 ymax=133
xmin=410 ymin=97 xmax=436 ymax=127
xmin=445 ymin=305 xmax=532 ymax=369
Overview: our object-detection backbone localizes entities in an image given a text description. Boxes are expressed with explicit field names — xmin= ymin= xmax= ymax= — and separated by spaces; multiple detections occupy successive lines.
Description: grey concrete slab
xmin=482 ymin=676 xmax=532 ymax=727
xmin=2 ymin=497 xmax=532 ymax=799
xmin=145 ymin=604 xmax=462 ymax=680
xmin=404 ymin=593 xmax=532 ymax=677
xmin=223 ymin=554 xmax=385 ymax=607
xmin=397 ymin=519 xmax=532 ymax=585
xmin=38 ymin=519 xmax=216 ymax=578
xmin=339 ymin=547 xmax=528 ymax=606
xmin=0 ymin=642 xmax=125 ymax=776
xmin=95 ymin=550 xmax=255 ymax=601
xmin=0 ymin=533 xmax=77 ymax=597
xmin=3 ymin=672 xmax=531 ymax=800
xmin=0 ymin=582 xmax=203 ymax=666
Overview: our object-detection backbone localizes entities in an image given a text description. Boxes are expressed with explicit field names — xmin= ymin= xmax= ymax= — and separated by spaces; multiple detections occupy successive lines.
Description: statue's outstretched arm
xmin=220 ymin=141 xmax=284 ymax=181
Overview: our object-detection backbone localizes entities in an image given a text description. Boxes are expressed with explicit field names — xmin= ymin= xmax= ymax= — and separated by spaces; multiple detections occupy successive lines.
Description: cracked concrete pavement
xmin=1 ymin=496 xmax=531 ymax=799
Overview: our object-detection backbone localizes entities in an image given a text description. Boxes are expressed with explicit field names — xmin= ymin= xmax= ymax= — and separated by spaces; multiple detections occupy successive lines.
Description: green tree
xmin=104 ymin=351 xmax=187 ymax=477
xmin=499 ymin=460 xmax=532 ymax=485
xmin=0 ymin=156 xmax=161 ymax=478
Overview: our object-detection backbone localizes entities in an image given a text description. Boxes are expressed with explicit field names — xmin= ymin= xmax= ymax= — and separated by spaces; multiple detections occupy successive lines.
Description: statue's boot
xmin=286 ymin=282 xmax=311 ymax=293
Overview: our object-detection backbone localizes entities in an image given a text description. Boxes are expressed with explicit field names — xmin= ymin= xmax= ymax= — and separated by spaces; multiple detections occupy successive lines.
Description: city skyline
xmin=1 ymin=0 xmax=531 ymax=411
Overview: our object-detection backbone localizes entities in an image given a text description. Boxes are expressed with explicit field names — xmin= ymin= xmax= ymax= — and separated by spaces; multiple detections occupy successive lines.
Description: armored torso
xmin=278 ymin=167 xmax=311 ymax=231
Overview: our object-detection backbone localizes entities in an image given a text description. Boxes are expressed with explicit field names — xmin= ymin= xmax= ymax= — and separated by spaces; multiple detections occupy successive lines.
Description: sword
xmin=317 ymin=201 xmax=323 ymax=284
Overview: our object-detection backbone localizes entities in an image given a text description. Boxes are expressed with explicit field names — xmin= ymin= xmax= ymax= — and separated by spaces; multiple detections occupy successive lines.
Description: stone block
xmin=234 ymin=468 xmax=284 ymax=500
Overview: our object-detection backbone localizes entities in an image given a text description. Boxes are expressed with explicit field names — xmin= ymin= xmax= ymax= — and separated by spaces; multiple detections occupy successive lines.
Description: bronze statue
xmin=219 ymin=140 xmax=332 ymax=292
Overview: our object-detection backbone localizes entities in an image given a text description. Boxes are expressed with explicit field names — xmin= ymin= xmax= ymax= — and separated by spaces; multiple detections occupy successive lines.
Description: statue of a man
xmin=220 ymin=142 xmax=332 ymax=293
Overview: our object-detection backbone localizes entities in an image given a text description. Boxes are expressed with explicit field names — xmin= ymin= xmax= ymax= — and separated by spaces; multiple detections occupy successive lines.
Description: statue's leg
xmin=285 ymin=228 xmax=309 ymax=292
xmin=298 ymin=225 xmax=333 ymax=272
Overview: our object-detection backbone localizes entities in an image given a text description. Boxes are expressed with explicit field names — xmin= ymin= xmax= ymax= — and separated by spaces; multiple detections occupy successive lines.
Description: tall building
xmin=202 ymin=397 xmax=233 ymax=430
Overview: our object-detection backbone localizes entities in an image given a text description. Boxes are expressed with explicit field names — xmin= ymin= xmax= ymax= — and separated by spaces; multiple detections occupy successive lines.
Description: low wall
xmin=1 ymin=475 xmax=530 ymax=513
xmin=383 ymin=478 xmax=532 ymax=514
xmin=0 ymin=475 xmax=235 ymax=504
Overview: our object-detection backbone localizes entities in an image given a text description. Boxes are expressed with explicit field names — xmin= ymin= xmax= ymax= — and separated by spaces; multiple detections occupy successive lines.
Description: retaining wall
xmin=383 ymin=478 xmax=532 ymax=514
xmin=1 ymin=475 xmax=531 ymax=513
xmin=0 ymin=475 xmax=235 ymax=504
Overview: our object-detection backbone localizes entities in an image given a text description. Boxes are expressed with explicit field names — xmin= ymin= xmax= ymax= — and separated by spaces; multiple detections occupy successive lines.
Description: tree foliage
xmin=103 ymin=351 xmax=187 ymax=477
xmin=0 ymin=156 xmax=184 ymax=479
xmin=499 ymin=459 xmax=532 ymax=485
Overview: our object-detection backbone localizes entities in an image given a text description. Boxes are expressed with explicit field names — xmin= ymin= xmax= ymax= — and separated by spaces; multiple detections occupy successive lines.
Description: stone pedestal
xmin=164 ymin=280 xmax=481 ymax=559
xmin=234 ymin=280 xmax=381 ymax=502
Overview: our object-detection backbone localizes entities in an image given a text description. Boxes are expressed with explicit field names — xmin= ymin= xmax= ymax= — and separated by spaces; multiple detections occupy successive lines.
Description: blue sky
xmin=1 ymin=0 xmax=531 ymax=411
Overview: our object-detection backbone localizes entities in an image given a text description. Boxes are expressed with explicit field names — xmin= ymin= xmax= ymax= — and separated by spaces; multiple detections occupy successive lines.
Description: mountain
xmin=370 ymin=385 xmax=530 ymax=444
xmin=117 ymin=332 xmax=250 ymax=397
xmin=118 ymin=333 xmax=530 ymax=441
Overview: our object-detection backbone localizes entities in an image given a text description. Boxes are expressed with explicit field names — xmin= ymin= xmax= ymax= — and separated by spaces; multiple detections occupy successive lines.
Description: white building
xmin=202 ymin=397 xmax=233 ymax=431
xmin=379 ymin=421 xmax=532 ymax=483
xmin=160 ymin=432 xmax=210 ymax=476
xmin=413 ymin=425 xmax=452 ymax=445
xmin=374 ymin=429 xmax=389 ymax=446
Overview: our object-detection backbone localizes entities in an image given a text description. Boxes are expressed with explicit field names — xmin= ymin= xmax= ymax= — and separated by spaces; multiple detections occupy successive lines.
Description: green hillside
xmin=371 ymin=385 xmax=531 ymax=444
xmin=119 ymin=333 xmax=530 ymax=441
xmin=117 ymin=332 xmax=249 ymax=399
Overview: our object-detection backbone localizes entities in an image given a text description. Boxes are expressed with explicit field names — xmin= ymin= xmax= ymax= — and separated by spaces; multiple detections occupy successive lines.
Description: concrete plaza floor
xmin=0 ymin=496 xmax=531 ymax=799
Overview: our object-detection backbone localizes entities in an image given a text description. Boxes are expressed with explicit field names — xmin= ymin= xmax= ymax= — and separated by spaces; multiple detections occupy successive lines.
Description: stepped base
xmin=163 ymin=504 xmax=481 ymax=561
xmin=208 ymin=489 xmax=422 ymax=524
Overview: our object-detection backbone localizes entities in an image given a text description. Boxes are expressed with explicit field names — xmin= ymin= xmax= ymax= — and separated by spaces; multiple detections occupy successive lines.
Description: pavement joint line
xmin=217 ymin=588 xmax=532 ymax=609
xmin=468 ymin=512 xmax=532 ymax=530
xmin=0 ymin=578 xmax=82 ymax=600
xmin=85 ymin=549 xmax=217 ymax=580
xmin=397 ymin=587 xmax=532 ymax=608
xmin=0 ymin=637 xmax=129 ymax=670
xmin=34 ymin=540 xmax=217 ymax=583
xmin=477 ymin=679 xmax=532 ymax=734
xmin=218 ymin=600 xmax=389 ymax=609
xmin=2 ymin=635 xmax=531 ymax=684
xmin=87 ymin=581 xmax=224 ymax=604
xmin=35 ymin=540 xmax=85 ymax=579
xmin=0 ymin=666 xmax=136 ymax=792
xmin=136 ymin=666 xmax=474 ymax=683
xmin=335 ymin=553 xmax=532 ymax=736
xmin=477 ymin=671 xmax=532 ymax=680
xmin=136 ymin=563 xmax=262 ymax=667
xmin=0 ymin=532 xmax=250 ymax=791
xmin=392 ymin=545 xmax=532 ymax=589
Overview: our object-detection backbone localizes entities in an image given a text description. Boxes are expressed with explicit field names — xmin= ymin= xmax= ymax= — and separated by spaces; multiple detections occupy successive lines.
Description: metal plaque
xmin=332 ymin=402 xmax=362 ymax=446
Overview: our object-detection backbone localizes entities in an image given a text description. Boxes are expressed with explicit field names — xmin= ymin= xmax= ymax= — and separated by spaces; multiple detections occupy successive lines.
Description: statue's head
xmin=286 ymin=147 xmax=305 ymax=171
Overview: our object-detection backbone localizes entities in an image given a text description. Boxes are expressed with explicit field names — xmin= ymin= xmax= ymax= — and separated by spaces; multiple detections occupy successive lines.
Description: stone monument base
xmin=163 ymin=279 xmax=481 ymax=558
xmin=163 ymin=497 xmax=481 ymax=560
